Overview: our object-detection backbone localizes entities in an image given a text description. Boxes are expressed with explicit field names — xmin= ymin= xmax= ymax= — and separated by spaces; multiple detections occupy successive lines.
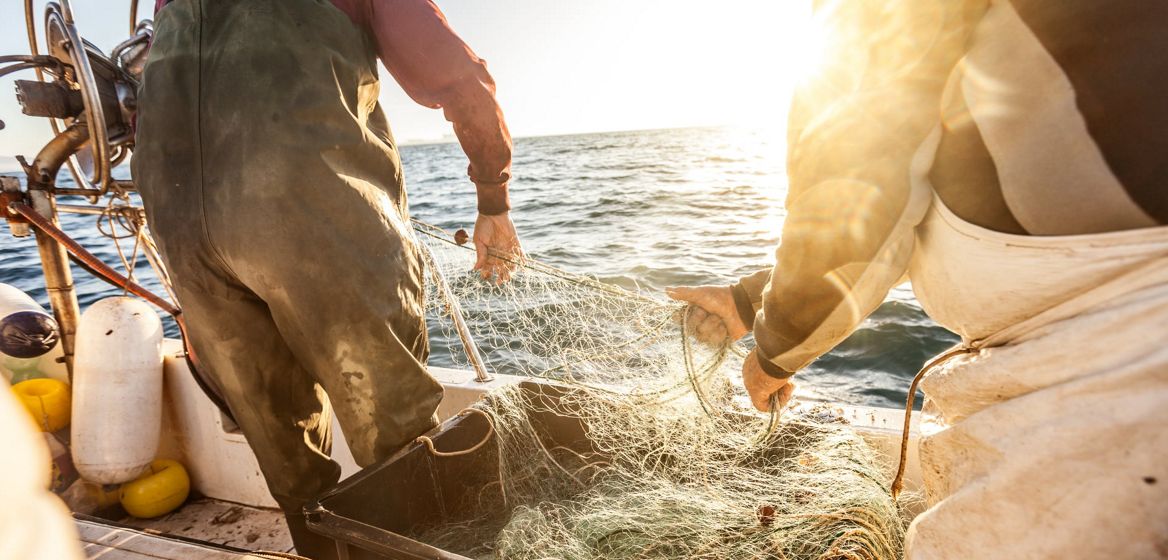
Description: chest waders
xmin=132 ymin=1 xmax=442 ymax=554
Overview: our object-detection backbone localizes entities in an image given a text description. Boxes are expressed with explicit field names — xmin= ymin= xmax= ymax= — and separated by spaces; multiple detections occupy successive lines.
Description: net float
xmin=11 ymin=378 xmax=71 ymax=432
xmin=120 ymin=459 xmax=191 ymax=519
xmin=0 ymin=283 xmax=59 ymax=359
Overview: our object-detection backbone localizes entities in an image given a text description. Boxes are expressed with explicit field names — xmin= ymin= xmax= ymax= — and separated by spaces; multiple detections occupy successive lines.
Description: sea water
xmin=0 ymin=126 xmax=956 ymax=408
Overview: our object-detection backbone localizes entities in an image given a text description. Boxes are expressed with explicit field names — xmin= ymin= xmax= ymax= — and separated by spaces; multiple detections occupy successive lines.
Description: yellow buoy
xmin=84 ymin=481 xmax=123 ymax=510
xmin=12 ymin=378 xmax=71 ymax=432
xmin=120 ymin=459 xmax=190 ymax=519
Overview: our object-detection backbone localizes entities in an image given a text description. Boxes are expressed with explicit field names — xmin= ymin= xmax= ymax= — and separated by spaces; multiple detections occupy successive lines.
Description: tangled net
xmin=411 ymin=221 xmax=904 ymax=560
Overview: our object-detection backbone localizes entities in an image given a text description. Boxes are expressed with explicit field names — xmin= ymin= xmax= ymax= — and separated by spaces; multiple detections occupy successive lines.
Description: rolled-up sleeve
xmin=359 ymin=0 xmax=513 ymax=215
xmin=751 ymin=0 xmax=986 ymax=374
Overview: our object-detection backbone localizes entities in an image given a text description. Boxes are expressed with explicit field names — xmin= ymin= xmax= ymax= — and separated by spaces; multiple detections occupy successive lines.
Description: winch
xmin=1 ymin=0 xmax=229 ymax=414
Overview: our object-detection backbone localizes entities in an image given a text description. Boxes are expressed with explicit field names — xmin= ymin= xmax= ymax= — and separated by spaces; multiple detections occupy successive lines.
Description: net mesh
xmin=411 ymin=221 xmax=905 ymax=560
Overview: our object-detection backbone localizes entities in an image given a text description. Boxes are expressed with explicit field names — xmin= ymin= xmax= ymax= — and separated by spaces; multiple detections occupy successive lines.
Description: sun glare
xmin=681 ymin=1 xmax=829 ymax=130
xmin=779 ymin=9 xmax=829 ymax=87
xmin=352 ymin=1 xmax=835 ymax=144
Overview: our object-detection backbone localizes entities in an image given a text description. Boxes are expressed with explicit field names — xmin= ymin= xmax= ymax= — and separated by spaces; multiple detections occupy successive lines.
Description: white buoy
xmin=0 ymin=283 xmax=59 ymax=359
xmin=72 ymin=297 xmax=164 ymax=484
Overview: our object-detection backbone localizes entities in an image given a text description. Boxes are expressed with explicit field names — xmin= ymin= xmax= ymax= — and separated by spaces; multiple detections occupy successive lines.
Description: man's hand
xmin=665 ymin=285 xmax=750 ymax=344
xmin=473 ymin=212 xmax=524 ymax=283
xmin=742 ymin=349 xmax=795 ymax=412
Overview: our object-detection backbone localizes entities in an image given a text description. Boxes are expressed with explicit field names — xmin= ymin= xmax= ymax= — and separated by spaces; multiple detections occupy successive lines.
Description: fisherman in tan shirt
xmin=672 ymin=0 xmax=1167 ymax=557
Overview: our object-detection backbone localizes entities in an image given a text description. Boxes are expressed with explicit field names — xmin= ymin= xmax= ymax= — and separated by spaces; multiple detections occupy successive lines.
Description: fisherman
xmin=132 ymin=0 xmax=522 ymax=556
xmin=669 ymin=1 xmax=1167 ymax=557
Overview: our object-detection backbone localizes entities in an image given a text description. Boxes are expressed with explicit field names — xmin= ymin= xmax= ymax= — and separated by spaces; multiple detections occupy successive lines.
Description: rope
xmin=97 ymin=197 xmax=147 ymax=290
xmin=11 ymin=201 xmax=178 ymax=316
xmin=889 ymin=344 xmax=972 ymax=499
xmin=416 ymin=408 xmax=496 ymax=457
xmin=889 ymin=256 xmax=1168 ymax=500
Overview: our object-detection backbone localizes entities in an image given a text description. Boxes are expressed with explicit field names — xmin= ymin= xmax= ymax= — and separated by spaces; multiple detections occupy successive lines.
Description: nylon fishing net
xmin=411 ymin=221 xmax=905 ymax=560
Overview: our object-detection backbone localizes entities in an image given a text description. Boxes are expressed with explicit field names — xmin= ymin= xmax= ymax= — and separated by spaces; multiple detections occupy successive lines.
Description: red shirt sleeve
xmin=336 ymin=0 xmax=513 ymax=215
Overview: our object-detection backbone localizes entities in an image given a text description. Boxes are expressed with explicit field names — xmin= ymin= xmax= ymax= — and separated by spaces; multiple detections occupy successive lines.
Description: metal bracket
xmin=15 ymin=79 xmax=84 ymax=119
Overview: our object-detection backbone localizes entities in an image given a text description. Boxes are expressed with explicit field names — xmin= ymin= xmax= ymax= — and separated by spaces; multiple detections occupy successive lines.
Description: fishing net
xmin=411 ymin=221 xmax=905 ymax=560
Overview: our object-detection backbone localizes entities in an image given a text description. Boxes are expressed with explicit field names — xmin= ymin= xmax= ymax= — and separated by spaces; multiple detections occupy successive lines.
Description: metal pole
xmin=56 ymin=203 xmax=144 ymax=218
xmin=24 ymin=0 xmax=40 ymax=78
xmin=21 ymin=123 xmax=91 ymax=379
xmin=28 ymin=190 xmax=80 ymax=378
xmin=415 ymin=240 xmax=494 ymax=383
xmin=130 ymin=0 xmax=140 ymax=35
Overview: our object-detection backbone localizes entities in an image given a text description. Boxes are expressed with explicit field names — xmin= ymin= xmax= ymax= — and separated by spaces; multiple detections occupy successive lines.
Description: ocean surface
xmin=0 ymin=126 xmax=957 ymax=408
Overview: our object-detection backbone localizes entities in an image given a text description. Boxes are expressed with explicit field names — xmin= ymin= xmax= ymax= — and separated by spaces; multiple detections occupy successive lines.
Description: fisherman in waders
xmin=670 ymin=1 xmax=1167 ymax=557
xmin=132 ymin=0 xmax=522 ymax=556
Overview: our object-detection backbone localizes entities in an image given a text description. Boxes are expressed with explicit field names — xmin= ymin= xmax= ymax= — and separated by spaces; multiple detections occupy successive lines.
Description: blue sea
xmin=0 ymin=126 xmax=957 ymax=408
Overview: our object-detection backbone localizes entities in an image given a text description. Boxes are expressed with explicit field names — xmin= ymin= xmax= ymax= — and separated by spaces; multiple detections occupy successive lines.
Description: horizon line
xmin=398 ymin=123 xmax=749 ymax=147
xmin=0 ymin=123 xmax=751 ymax=171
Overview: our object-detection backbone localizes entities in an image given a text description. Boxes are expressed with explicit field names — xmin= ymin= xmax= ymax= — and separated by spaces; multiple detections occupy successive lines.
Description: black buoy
xmin=0 ymin=283 xmax=59 ymax=358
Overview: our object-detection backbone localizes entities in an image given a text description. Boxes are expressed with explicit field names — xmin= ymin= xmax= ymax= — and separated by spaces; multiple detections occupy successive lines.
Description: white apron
xmin=902 ymin=196 xmax=1168 ymax=559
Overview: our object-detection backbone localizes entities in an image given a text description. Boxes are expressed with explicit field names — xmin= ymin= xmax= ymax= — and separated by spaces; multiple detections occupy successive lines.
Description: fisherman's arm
xmin=338 ymin=0 xmax=521 ymax=280
xmin=748 ymin=0 xmax=986 ymax=403
xmin=672 ymin=0 xmax=986 ymax=410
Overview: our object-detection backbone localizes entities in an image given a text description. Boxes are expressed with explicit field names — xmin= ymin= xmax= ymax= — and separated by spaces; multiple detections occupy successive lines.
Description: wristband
xmin=756 ymin=352 xmax=796 ymax=380
xmin=729 ymin=283 xmax=756 ymax=331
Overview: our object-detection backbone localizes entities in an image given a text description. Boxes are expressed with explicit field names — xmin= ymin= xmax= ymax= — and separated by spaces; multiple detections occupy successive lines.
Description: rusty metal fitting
xmin=0 ymin=176 xmax=31 ymax=237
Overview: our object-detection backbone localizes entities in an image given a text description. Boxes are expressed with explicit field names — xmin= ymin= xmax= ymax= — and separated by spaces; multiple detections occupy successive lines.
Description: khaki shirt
xmin=738 ymin=0 xmax=1166 ymax=374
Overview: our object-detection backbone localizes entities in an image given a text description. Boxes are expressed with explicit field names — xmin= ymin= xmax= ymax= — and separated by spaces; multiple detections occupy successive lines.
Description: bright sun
xmin=669 ymin=1 xmax=830 ymax=130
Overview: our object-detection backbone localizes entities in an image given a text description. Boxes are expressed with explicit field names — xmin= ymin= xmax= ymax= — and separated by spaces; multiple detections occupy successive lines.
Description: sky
xmin=0 ymin=0 xmax=821 ymax=168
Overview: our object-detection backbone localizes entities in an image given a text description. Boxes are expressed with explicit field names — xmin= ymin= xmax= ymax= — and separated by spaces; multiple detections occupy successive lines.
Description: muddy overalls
xmin=132 ymin=0 xmax=442 ymax=553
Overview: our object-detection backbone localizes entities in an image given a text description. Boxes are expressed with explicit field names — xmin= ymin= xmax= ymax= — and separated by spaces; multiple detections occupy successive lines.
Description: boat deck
xmin=79 ymin=499 xmax=295 ymax=560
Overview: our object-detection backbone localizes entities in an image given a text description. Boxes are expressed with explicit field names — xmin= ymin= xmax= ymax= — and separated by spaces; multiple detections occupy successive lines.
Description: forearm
xmin=361 ymin=0 xmax=514 ymax=214
xmin=752 ymin=0 xmax=986 ymax=374
xmin=753 ymin=206 xmax=919 ymax=373
xmin=441 ymin=75 xmax=513 ymax=215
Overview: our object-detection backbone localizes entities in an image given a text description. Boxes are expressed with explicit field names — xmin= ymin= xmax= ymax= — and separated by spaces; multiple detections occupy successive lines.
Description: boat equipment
xmin=0 ymin=0 xmax=500 ymax=415
xmin=0 ymin=282 xmax=59 ymax=358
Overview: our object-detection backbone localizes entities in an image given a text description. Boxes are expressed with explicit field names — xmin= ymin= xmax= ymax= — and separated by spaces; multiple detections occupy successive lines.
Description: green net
xmin=412 ymin=221 xmax=905 ymax=560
